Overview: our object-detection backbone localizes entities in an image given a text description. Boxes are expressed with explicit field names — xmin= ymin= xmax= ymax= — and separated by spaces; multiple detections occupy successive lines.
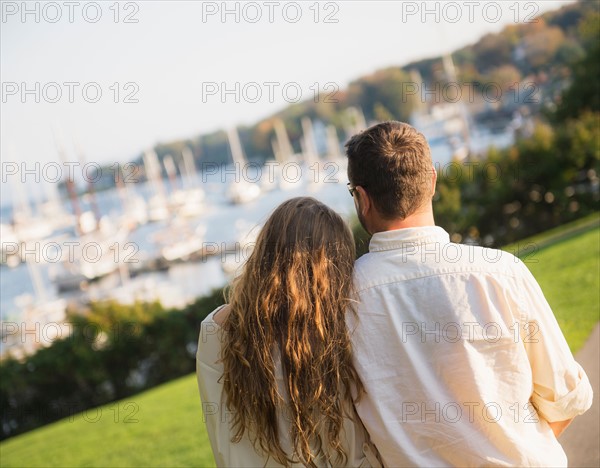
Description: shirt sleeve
xmin=196 ymin=320 xmax=228 ymax=467
xmin=515 ymin=259 xmax=593 ymax=423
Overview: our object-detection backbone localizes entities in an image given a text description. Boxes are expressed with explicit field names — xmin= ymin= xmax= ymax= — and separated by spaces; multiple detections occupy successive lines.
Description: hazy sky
xmin=1 ymin=1 xmax=573 ymax=194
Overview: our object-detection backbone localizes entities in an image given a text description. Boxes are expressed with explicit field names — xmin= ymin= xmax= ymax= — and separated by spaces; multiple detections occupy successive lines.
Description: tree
xmin=554 ymin=13 xmax=600 ymax=121
xmin=522 ymin=26 xmax=565 ymax=69
xmin=487 ymin=64 xmax=522 ymax=93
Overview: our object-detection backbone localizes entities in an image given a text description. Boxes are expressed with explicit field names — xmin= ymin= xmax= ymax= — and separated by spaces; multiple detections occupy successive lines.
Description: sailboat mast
xmin=143 ymin=149 xmax=167 ymax=198
xmin=443 ymin=53 xmax=471 ymax=154
xmin=325 ymin=125 xmax=341 ymax=159
xmin=52 ymin=132 xmax=83 ymax=235
xmin=301 ymin=117 xmax=319 ymax=164
xmin=274 ymin=120 xmax=294 ymax=162
xmin=74 ymin=141 xmax=101 ymax=228
xmin=163 ymin=154 xmax=179 ymax=191
xmin=181 ymin=146 xmax=198 ymax=190
xmin=227 ymin=127 xmax=247 ymax=166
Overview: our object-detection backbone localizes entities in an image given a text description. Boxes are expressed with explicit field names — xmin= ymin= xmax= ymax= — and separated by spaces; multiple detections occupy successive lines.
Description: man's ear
xmin=355 ymin=186 xmax=371 ymax=215
xmin=430 ymin=165 xmax=437 ymax=196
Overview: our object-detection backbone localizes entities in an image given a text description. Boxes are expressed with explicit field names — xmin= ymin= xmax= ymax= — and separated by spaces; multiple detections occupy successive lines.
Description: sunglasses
xmin=347 ymin=182 xmax=357 ymax=197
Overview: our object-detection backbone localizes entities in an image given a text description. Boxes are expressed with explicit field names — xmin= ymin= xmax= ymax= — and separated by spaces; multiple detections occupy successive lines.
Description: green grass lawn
xmin=0 ymin=374 xmax=216 ymax=468
xmin=503 ymin=213 xmax=600 ymax=353
xmin=1 ymin=215 xmax=598 ymax=467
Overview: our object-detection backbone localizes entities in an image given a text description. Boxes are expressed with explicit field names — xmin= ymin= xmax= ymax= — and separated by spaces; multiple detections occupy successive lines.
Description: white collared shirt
xmin=348 ymin=226 xmax=593 ymax=467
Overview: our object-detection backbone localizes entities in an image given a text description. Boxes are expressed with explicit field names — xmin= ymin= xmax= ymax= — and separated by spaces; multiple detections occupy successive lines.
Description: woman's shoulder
xmin=197 ymin=304 xmax=230 ymax=366
xmin=202 ymin=303 xmax=229 ymax=326
xmin=211 ymin=304 xmax=230 ymax=326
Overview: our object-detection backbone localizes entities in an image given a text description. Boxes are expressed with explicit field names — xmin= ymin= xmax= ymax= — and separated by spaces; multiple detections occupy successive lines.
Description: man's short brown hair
xmin=345 ymin=121 xmax=433 ymax=220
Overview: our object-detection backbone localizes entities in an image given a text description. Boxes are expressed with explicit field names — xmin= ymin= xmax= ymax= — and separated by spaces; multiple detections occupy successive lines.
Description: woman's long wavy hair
xmin=221 ymin=197 xmax=363 ymax=467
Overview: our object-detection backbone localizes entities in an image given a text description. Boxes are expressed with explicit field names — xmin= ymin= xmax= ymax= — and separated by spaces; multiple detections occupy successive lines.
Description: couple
xmin=196 ymin=121 xmax=593 ymax=467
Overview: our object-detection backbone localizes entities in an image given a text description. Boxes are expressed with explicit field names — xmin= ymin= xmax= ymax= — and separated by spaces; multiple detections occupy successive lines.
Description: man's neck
xmin=371 ymin=209 xmax=435 ymax=234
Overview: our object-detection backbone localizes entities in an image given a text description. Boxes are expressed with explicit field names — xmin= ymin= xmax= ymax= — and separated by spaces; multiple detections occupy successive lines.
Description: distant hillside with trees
xmin=430 ymin=8 xmax=599 ymax=247
xmin=123 ymin=0 xmax=597 ymax=171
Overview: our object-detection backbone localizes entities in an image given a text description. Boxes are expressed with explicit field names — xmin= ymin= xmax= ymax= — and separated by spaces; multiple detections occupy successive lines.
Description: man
xmin=345 ymin=121 xmax=593 ymax=466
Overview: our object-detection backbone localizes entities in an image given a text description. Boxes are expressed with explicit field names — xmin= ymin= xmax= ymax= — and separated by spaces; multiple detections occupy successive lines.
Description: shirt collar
xmin=368 ymin=226 xmax=451 ymax=252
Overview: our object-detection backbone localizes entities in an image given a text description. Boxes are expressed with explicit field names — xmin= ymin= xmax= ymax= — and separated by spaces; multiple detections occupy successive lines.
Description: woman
xmin=196 ymin=197 xmax=381 ymax=467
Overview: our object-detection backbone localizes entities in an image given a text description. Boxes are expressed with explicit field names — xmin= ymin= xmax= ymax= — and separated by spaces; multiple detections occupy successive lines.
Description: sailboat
xmin=146 ymin=147 xmax=207 ymax=263
xmin=324 ymin=124 xmax=342 ymax=159
xmin=226 ymin=127 xmax=261 ymax=204
xmin=49 ymin=138 xmax=132 ymax=291
xmin=325 ymin=124 xmax=347 ymax=179
xmin=9 ymin=158 xmax=54 ymax=242
xmin=50 ymin=216 xmax=131 ymax=292
xmin=143 ymin=150 xmax=170 ymax=222
xmin=0 ymin=259 xmax=68 ymax=359
xmin=114 ymin=163 xmax=148 ymax=229
xmin=344 ymin=107 xmax=368 ymax=140
xmin=271 ymin=119 xmax=301 ymax=191
xmin=38 ymin=176 xmax=76 ymax=234
xmin=154 ymin=221 xmax=206 ymax=263
xmin=5 ymin=145 xmax=73 ymax=268
xmin=168 ymin=147 xmax=205 ymax=218
xmin=409 ymin=54 xmax=472 ymax=162
xmin=0 ymin=223 xmax=20 ymax=267
xmin=221 ymin=219 xmax=259 ymax=279
xmin=300 ymin=117 xmax=324 ymax=191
